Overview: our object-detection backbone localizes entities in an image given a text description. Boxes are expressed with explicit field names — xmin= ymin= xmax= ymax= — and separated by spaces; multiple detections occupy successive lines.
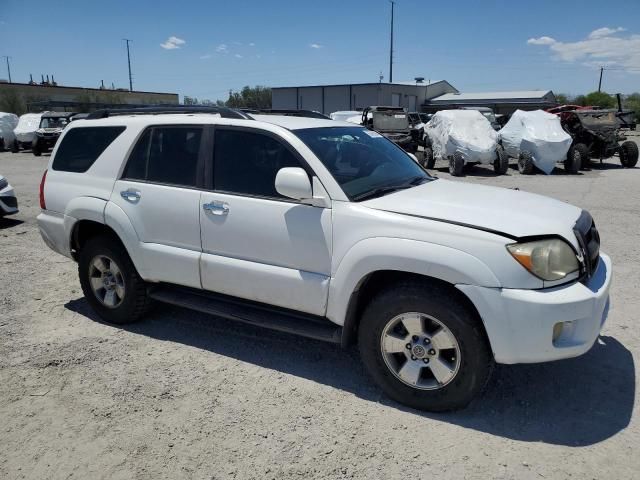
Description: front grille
xmin=1 ymin=196 xmax=18 ymax=209
xmin=574 ymin=210 xmax=600 ymax=280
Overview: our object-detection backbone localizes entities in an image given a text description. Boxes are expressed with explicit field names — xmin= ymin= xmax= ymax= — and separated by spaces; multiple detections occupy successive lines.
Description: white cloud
xmin=527 ymin=27 xmax=640 ymax=73
xmin=200 ymin=54 xmax=212 ymax=60
xmin=589 ymin=27 xmax=625 ymax=39
xmin=216 ymin=44 xmax=228 ymax=53
xmin=249 ymin=42 xmax=256 ymax=47
xmin=527 ymin=36 xmax=556 ymax=46
xmin=234 ymin=54 xmax=243 ymax=59
xmin=160 ymin=36 xmax=186 ymax=50
xmin=309 ymin=43 xmax=323 ymax=49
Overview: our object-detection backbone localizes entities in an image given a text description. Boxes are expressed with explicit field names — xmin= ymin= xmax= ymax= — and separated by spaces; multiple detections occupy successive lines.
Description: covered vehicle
xmin=460 ymin=107 xmax=500 ymax=131
xmin=499 ymin=109 xmax=572 ymax=175
xmin=0 ymin=175 xmax=18 ymax=217
xmin=561 ymin=109 xmax=638 ymax=170
xmin=12 ymin=113 xmax=43 ymax=152
xmin=330 ymin=111 xmax=362 ymax=123
xmin=0 ymin=112 xmax=19 ymax=151
xmin=31 ymin=111 xmax=75 ymax=156
xmin=423 ymin=109 xmax=508 ymax=176
xmin=361 ymin=106 xmax=420 ymax=153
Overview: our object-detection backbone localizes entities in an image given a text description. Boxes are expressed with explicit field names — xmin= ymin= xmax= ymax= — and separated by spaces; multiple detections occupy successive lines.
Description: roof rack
xmin=86 ymin=105 xmax=252 ymax=120
xmin=241 ymin=109 xmax=331 ymax=120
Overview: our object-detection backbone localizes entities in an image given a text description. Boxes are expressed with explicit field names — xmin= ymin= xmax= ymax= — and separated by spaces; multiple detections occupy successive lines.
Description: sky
xmin=1 ymin=0 xmax=639 ymax=101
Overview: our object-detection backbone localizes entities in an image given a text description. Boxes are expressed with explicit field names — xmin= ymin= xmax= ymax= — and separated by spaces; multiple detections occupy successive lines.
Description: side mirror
xmin=275 ymin=167 xmax=312 ymax=201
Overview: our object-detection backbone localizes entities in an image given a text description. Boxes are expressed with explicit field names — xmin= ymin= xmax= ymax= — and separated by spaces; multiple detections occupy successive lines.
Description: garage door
xmin=408 ymin=95 xmax=417 ymax=111
xmin=391 ymin=93 xmax=401 ymax=107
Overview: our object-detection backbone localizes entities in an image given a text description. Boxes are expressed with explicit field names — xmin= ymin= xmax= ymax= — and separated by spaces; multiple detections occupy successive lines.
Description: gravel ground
xmin=1 ymin=136 xmax=639 ymax=480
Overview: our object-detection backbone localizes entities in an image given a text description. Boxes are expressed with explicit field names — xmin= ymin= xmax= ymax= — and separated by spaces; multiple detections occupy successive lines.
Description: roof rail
xmin=241 ymin=109 xmax=331 ymax=120
xmin=86 ymin=105 xmax=253 ymax=120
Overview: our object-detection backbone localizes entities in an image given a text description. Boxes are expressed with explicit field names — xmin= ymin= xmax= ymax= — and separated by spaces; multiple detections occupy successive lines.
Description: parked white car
xmin=12 ymin=113 xmax=43 ymax=152
xmin=0 ymin=175 xmax=19 ymax=216
xmin=423 ymin=110 xmax=508 ymax=176
xmin=0 ymin=112 xmax=19 ymax=151
xmin=499 ymin=109 xmax=573 ymax=175
xmin=37 ymin=107 xmax=611 ymax=411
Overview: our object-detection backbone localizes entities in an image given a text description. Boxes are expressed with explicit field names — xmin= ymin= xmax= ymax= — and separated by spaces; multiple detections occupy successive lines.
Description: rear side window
xmin=52 ymin=126 xmax=125 ymax=173
xmin=123 ymin=126 xmax=202 ymax=188
xmin=213 ymin=129 xmax=303 ymax=198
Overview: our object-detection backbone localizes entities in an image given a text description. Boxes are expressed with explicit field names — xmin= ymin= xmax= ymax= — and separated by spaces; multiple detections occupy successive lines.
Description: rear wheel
xmin=32 ymin=139 xmax=41 ymax=156
xmin=493 ymin=145 xmax=509 ymax=175
xmin=358 ymin=282 xmax=493 ymax=411
xmin=565 ymin=143 xmax=588 ymax=174
xmin=518 ymin=151 xmax=534 ymax=175
xmin=620 ymin=141 xmax=639 ymax=168
xmin=422 ymin=146 xmax=435 ymax=169
xmin=78 ymin=236 xmax=150 ymax=325
xmin=449 ymin=152 xmax=465 ymax=176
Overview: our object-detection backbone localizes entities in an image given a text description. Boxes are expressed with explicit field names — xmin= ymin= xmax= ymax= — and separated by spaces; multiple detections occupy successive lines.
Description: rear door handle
xmin=120 ymin=189 xmax=141 ymax=202
xmin=203 ymin=200 xmax=229 ymax=215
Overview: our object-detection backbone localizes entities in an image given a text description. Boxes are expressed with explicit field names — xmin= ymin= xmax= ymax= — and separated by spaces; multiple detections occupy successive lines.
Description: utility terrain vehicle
xmin=361 ymin=106 xmax=420 ymax=154
xmin=32 ymin=112 xmax=75 ymax=156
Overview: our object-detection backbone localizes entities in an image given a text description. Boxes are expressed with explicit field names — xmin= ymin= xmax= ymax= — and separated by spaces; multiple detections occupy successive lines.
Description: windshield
xmin=40 ymin=117 xmax=69 ymax=129
xmin=294 ymin=126 xmax=432 ymax=201
xmin=372 ymin=111 xmax=410 ymax=132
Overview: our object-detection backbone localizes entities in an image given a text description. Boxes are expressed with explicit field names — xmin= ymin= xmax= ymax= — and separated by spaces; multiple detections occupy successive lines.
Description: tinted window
xmin=213 ymin=129 xmax=303 ymax=198
xmin=53 ymin=126 xmax=125 ymax=173
xmin=123 ymin=127 xmax=202 ymax=188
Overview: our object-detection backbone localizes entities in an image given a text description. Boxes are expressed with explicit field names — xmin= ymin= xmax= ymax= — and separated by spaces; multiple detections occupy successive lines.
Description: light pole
xmin=123 ymin=39 xmax=133 ymax=91
xmin=2 ymin=56 xmax=11 ymax=83
xmin=389 ymin=1 xmax=395 ymax=83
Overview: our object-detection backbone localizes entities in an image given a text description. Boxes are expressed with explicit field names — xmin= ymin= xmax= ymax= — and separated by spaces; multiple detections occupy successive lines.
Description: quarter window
xmin=53 ymin=126 xmax=125 ymax=173
xmin=123 ymin=126 xmax=202 ymax=188
xmin=213 ymin=129 xmax=304 ymax=198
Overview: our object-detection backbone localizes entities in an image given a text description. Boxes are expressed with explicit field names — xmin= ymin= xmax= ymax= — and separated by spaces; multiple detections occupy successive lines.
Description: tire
xmin=422 ymin=146 xmax=435 ymax=169
xmin=493 ymin=145 xmax=509 ymax=175
xmin=358 ymin=282 xmax=493 ymax=412
xmin=518 ymin=151 xmax=534 ymax=175
xmin=11 ymin=140 xmax=19 ymax=153
xmin=448 ymin=152 xmax=465 ymax=176
xmin=620 ymin=141 xmax=639 ymax=168
xmin=32 ymin=139 xmax=41 ymax=156
xmin=78 ymin=236 xmax=150 ymax=325
xmin=565 ymin=143 xmax=588 ymax=174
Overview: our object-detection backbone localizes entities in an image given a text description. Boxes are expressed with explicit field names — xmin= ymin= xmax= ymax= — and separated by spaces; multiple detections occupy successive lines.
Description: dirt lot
xmin=1 ymin=139 xmax=639 ymax=480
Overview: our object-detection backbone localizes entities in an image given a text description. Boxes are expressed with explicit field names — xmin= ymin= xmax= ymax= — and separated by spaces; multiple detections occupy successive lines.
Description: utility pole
xmin=389 ymin=1 xmax=395 ymax=83
xmin=598 ymin=66 xmax=604 ymax=93
xmin=2 ymin=56 xmax=11 ymax=83
xmin=123 ymin=39 xmax=133 ymax=91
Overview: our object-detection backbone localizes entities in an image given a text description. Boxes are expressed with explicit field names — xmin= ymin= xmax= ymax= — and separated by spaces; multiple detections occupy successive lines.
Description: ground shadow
xmin=65 ymin=297 xmax=634 ymax=446
xmin=433 ymin=164 xmax=513 ymax=178
xmin=0 ymin=217 xmax=24 ymax=230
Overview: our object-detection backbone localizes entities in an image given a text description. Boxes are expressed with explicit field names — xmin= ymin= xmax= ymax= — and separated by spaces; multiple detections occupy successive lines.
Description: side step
xmin=148 ymin=285 xmax=342 ymax=344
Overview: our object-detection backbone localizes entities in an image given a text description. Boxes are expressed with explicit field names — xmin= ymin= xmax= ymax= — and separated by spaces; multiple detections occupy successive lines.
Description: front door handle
xmin=203 ymin=200 xmax=229 ymax=215
xmin=120 ymin=189 xmax=141 ymax=202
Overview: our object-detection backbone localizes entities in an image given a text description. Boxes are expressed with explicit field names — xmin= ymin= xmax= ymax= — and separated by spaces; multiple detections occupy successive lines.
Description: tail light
xmin=39 ymin=170 xmax=47 ymax=210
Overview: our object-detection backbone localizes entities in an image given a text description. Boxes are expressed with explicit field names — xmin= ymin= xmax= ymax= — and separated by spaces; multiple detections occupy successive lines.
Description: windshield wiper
xmin=352 ymin=176 xmax=429 ymax=202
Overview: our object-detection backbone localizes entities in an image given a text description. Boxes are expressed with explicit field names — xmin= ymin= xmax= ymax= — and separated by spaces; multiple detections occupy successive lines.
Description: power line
xmin=123 ymin=39 xmax=133 ymax=92
xmin=1 ymin=56 xmax=11 ymax=83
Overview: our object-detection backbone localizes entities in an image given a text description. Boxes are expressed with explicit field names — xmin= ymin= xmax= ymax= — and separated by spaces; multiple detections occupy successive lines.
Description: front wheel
xmin=32 ymin=139 xmax=41 ymax=156
xmin=620 ymin=141 xmax=638 ymax=168
xmin=518 ymin=151 xmax=534 ymax=175
xmin=422 ymin=146 xmax=435 ymax=169
xmin=493 ymin=145 xmax=509 ymax=175
xmin=449 ymin=152 xmax=465 ymax=176
xmin=565 ymin=143 xmax=588 ymax=174
xmin=358 ymin=283 xmax=493 ymax=411
xmin=11 ymin=140 xmax=19 ymax=153
xmin=78 ymin=236 xmax=150 ymax=325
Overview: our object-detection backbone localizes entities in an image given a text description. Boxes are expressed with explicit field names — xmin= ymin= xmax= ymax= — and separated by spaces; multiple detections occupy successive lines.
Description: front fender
xmin=326 ymin=237 xmax=501 ymax=325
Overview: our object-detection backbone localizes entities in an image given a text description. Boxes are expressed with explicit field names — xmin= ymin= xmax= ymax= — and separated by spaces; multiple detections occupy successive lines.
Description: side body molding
xmin=326 ymin=237 xmax=501 ymax=325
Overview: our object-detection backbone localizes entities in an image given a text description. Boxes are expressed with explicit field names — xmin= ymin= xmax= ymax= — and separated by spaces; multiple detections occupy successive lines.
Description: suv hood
xmin=362 ymin=179 xmax=582 ymax=240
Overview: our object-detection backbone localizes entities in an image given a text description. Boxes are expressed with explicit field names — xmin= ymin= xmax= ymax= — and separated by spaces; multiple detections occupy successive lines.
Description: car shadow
xmin=432 ymin=165 xmax=511 ymax=178
xmin=0 ymin=217 xmax=24 ymax=230
xmin=65 ymin=297 xmax=634 ymax=446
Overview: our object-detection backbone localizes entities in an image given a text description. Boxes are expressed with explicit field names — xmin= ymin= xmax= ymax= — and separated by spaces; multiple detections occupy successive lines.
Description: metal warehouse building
xmin=272 ymin=80 xmax=458 ymax=114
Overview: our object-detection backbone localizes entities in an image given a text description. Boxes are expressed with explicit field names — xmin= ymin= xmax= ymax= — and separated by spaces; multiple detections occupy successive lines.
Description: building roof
xmin=273 ymin=80 xmax=454 ymax=90
xmin=431 ymin=90 xmax=554 ymax=102
xmin=1 ymin=81 xmax=178 ymax=97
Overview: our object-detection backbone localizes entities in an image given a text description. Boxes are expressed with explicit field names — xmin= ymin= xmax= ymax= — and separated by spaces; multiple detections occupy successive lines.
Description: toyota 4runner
xmin=37 ymin=106 xmax=612 ymax=411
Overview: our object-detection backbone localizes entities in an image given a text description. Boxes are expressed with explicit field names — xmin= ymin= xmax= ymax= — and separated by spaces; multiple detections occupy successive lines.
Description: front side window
xmin=213 ymin=129 xmax=303 ymax=199
xmin=53 ymin=126 xmax=125 ymax=173
xmin=123 ymin=126 xmax=202 ymax=188
xmin=294 ymin=126 xmax=432 ymax=201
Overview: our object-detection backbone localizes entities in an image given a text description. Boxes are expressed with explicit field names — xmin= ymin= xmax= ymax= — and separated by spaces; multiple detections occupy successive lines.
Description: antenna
xmin=389 ymin=1 xmax=395 ymax=83
xmin=123 ymin=39 xmax=133 ymax=91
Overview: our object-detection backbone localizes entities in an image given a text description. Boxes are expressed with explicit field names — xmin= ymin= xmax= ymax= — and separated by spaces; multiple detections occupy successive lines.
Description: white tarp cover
xmin=14 ymin=113 xmax=43 ymax=142
xmin=0 ymin=112 xmax=19 ymax=145
xmin=499 ymin=109 xmax=572 ymax=175
xmin=425 ymin=110 xmax=498 ymax=164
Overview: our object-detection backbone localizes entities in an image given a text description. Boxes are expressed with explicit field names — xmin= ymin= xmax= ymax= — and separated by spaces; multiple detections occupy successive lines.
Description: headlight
xmin=507 ymin=238 xmax=579 ymax=281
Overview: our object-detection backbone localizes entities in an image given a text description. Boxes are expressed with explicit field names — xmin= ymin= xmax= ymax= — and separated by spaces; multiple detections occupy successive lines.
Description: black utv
xmin=361 ymin=106 xmax=420 ymax=154
xmin=31 ymin=112 xmax=76 ymax=156
xmin=561 ymin=109 xmax=638 ymax=171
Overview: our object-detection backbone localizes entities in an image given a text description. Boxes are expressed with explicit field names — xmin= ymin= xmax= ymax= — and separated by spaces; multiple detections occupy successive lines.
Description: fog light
xmin=552 ymin=322 xmax=564 ymax=342
xmin=552 ymin=321 xmax=575 ymax=346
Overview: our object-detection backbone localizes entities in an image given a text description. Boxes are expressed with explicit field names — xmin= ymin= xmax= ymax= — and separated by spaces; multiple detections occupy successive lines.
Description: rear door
xmin=111 ymin=125 xmax=205 ymax=288
xmin=199 ymin=127 xmax=332 ymax=316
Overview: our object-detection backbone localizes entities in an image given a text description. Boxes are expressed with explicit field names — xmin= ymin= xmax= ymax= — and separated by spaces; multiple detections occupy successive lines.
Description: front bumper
xmin=0 ymin=185 xmax=19 ymax=216
xmin=457 ymin=253 xmax=612 ymax=364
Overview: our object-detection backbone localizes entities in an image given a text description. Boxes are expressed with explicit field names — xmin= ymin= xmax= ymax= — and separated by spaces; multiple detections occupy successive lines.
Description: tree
xmin=555 ymin=93 xmax=569 ymax=105
xmin=583 ymin=91 xmax=616 ymax=108
xmin=224 ymin=86 xmax=271 ymax=109
xmin=623 ymin=93 xmax=640 ymax=123
xmin=573 ymin=95 xmax=587 ymax=106
xmin=0 ymin=87 xmax=26 ymax=115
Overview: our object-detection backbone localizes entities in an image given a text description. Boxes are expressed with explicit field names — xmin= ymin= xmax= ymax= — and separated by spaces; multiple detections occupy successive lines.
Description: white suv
xmin=37 ymin=106 xmax=612 ymax=411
